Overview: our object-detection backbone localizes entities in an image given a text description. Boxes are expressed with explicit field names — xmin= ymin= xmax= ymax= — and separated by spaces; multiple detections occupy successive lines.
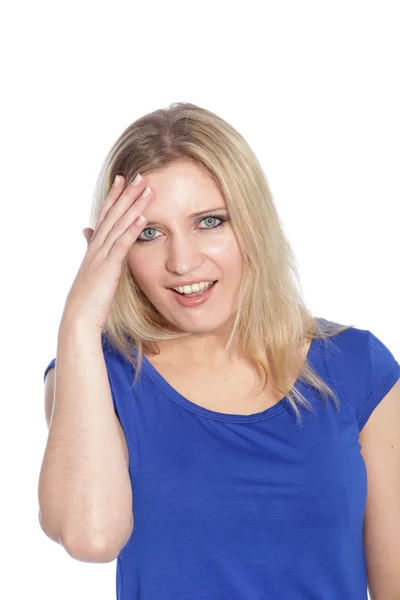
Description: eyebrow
xmin=145 ymin=207 xmax=228 ymax=227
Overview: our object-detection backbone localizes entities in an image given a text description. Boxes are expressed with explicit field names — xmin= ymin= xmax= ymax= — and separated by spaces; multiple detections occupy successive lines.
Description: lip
xmin=167 ymin=279 xmax=218 ymax=289
xmin=169 ymin=280 xmax=217 ymax=307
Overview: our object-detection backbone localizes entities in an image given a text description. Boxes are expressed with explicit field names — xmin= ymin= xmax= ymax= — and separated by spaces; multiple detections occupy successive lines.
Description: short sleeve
xmin=326 ymin=325 xmax=400 ymax=432
xmin=44 ymin=358 xmax=56 ymax=382
xmin=357 ymin=330 xmax=400 ymax=431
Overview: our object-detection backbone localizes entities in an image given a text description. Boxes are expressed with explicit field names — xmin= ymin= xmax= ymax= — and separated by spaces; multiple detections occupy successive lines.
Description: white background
xmin=1 ymin=1 xmax=399 ymax=598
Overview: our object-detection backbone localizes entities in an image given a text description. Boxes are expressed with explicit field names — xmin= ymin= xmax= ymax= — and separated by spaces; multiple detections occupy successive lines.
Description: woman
xmin=39 ymin=102 xmax=400 ymax=599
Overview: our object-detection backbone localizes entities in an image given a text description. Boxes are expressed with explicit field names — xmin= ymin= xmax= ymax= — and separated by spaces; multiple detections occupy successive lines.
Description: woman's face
xmin=126 ymin=160 xmax=245 ymax=336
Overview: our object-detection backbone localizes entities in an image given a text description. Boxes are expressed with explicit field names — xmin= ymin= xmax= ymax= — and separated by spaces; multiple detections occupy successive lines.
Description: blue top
xmin=43 ymin=318 xmax=400 ymax=599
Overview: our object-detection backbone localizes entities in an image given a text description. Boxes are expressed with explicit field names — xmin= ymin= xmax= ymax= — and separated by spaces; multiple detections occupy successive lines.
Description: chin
xmin=164 ymin=313 xmax=234 ymax=334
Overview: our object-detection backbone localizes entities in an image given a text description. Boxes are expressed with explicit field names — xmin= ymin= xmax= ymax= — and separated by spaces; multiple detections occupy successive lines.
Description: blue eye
xmin=136 ymin=214 xmax=228 ymax=243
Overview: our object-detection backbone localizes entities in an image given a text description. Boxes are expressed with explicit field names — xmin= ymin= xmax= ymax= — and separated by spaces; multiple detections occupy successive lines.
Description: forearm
xmin=38 ymin=318 xmax=132 ymax=555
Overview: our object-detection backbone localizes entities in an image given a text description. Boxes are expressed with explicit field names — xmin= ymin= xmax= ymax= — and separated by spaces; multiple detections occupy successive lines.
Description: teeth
xmin=172 ymin=281 xmax=214 ymax=294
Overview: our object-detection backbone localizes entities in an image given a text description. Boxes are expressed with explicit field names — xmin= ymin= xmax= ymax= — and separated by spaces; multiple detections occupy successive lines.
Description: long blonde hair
xmin=90 ymin=101 xmax=354 ymax=426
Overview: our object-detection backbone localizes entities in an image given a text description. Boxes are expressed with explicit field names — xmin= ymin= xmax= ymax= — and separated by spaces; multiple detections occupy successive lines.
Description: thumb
xmin=82 ymin=228 xmax=94 ymax=246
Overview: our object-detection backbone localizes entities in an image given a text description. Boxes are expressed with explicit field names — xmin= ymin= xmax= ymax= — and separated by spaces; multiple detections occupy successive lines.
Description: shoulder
xmin=320 ymin=322 xmax=400 ymax=432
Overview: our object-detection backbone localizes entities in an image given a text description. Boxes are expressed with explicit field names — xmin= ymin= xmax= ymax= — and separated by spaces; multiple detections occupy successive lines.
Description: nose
xmin=165 ymin=235 xmax=203 ymax=276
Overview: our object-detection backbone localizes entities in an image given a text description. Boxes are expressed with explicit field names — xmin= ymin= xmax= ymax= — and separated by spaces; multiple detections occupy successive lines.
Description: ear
xmin=82 ymin=228 xmax=94 ymax=247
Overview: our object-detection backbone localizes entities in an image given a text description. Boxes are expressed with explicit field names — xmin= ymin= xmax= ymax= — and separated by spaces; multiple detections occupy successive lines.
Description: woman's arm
xmin=38 ymin=318 xmax=133 ymax=563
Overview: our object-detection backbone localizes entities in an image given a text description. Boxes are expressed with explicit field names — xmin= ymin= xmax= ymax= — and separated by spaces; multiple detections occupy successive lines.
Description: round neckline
xmin=140 ymin=335 xmax=320 ymax=423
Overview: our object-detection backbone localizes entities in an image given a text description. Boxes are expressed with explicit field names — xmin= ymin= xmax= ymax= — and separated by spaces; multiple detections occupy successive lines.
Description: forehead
xmin=143 ymin=160 xmax=225 ymax=209
xmin=143 ymin=160 xmax=220 ymax=194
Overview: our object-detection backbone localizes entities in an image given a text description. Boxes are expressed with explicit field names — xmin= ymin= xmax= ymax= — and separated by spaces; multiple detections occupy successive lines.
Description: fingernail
xmin=132 ymin=173 xmax=142 ymax=186
xmin=113 ymin=175 xmax=121 ymax=186
xmin=141 ymin=186 xmax=151 ymax=198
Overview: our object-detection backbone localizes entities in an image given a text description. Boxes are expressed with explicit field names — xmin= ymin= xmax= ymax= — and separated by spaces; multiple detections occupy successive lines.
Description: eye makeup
xmin=136 ymin=214 xmax=229 ymax=244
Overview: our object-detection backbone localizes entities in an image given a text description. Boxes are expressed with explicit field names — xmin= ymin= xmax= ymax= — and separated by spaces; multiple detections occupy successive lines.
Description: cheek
xmin=207 ymin=229 xmax=240 ymax=255
xmin=209 ymin=237 xmax=243 ymax=269
xmin=209 ymin=251 xmax=243 ymax=288
xmin=126 ymin=253 xmax=148 ymax=288
xmin=126 ymin=252 xmax=163 ymax=297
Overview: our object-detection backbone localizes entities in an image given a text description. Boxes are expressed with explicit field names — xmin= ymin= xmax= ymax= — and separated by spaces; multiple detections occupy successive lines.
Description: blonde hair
xmin=90 ymin=101 xmax=354 ymax=427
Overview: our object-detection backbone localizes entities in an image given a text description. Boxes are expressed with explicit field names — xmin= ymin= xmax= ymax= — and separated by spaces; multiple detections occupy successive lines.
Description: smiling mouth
xmin=169 ymin=281 xmax=218 ymax=297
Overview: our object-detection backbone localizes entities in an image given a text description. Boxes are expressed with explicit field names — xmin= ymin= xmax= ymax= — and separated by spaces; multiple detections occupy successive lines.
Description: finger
xmin=95 ymin=174 xmax=147 ymax=234
xmin=92 ymin=177 xmax=151 ymax=250
xmin=104 ymin=187 xmax=154 ymax=257
xmin=92 ymin=174 xmax=125 ymax=234
xmin=107 ymin=210 xmax=150 ymax=264
xmin=83 ymin=228 xmax=94 ymax=246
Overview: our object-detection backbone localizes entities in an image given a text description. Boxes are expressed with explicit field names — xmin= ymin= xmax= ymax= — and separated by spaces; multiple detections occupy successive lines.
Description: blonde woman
xmin=38 ymin=102 xmax=400 ymax=600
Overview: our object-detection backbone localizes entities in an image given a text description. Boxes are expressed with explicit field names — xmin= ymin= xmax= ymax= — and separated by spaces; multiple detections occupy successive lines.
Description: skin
xmin=125 ymin=160 xmax=245 ymax=366
xmin=82 ymin=159 xmax=312 ymax=400
xmin=84 ymin=159 xmax=245 ymax=367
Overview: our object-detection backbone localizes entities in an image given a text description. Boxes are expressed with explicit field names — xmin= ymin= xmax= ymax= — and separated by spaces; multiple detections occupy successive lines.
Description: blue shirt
xmin=43 ymin=317 xmax=400 ymax=599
